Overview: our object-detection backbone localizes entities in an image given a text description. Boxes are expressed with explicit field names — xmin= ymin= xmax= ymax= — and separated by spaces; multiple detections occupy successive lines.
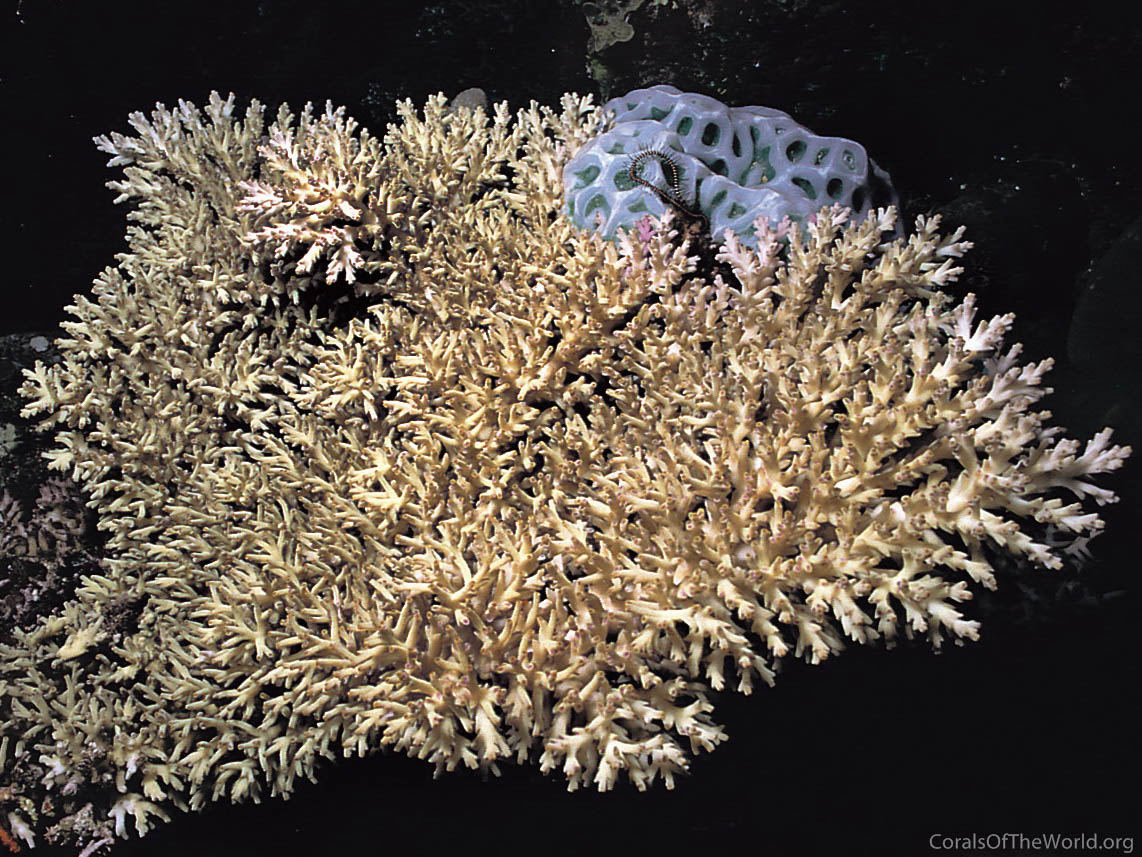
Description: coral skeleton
xmin=0 ymin=90 xmax=1129 ymax=851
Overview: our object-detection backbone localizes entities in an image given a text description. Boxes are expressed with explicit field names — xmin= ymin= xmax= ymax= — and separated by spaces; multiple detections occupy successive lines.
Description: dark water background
xmin=2 ymin=1 xmax=1138 ymax=854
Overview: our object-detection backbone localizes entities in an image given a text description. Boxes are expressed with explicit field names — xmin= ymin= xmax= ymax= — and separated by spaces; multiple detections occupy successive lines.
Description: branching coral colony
xmin=0 ymin=90 xmax=1130 ymax=852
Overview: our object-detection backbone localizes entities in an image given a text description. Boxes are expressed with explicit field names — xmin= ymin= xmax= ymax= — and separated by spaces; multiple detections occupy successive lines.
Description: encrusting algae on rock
xmin=0 ymin=90 xmax=1129 ymax=852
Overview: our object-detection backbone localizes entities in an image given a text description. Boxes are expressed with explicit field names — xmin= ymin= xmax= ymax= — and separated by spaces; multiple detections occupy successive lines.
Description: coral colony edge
xmin=0 ymin=87 xmax=1130 ymax=852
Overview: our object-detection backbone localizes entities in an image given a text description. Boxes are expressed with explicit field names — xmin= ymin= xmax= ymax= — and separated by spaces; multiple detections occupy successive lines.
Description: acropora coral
xmin=0 ymin=90 xmax=1129 ymax=852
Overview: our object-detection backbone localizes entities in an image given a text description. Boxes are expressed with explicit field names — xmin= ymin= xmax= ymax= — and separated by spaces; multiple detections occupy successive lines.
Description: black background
xmin=2 ymin=1 xmax=1138 ymax=854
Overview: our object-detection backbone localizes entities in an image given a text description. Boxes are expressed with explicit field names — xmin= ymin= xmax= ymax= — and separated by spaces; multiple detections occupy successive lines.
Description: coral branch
xmin=0 ymin=89 xmax=1129 ymax=852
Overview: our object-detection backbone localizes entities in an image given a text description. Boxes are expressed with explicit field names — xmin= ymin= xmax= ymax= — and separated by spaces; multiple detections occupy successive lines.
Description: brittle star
xmin=626 ymin=148 xmax=709 ymax=233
